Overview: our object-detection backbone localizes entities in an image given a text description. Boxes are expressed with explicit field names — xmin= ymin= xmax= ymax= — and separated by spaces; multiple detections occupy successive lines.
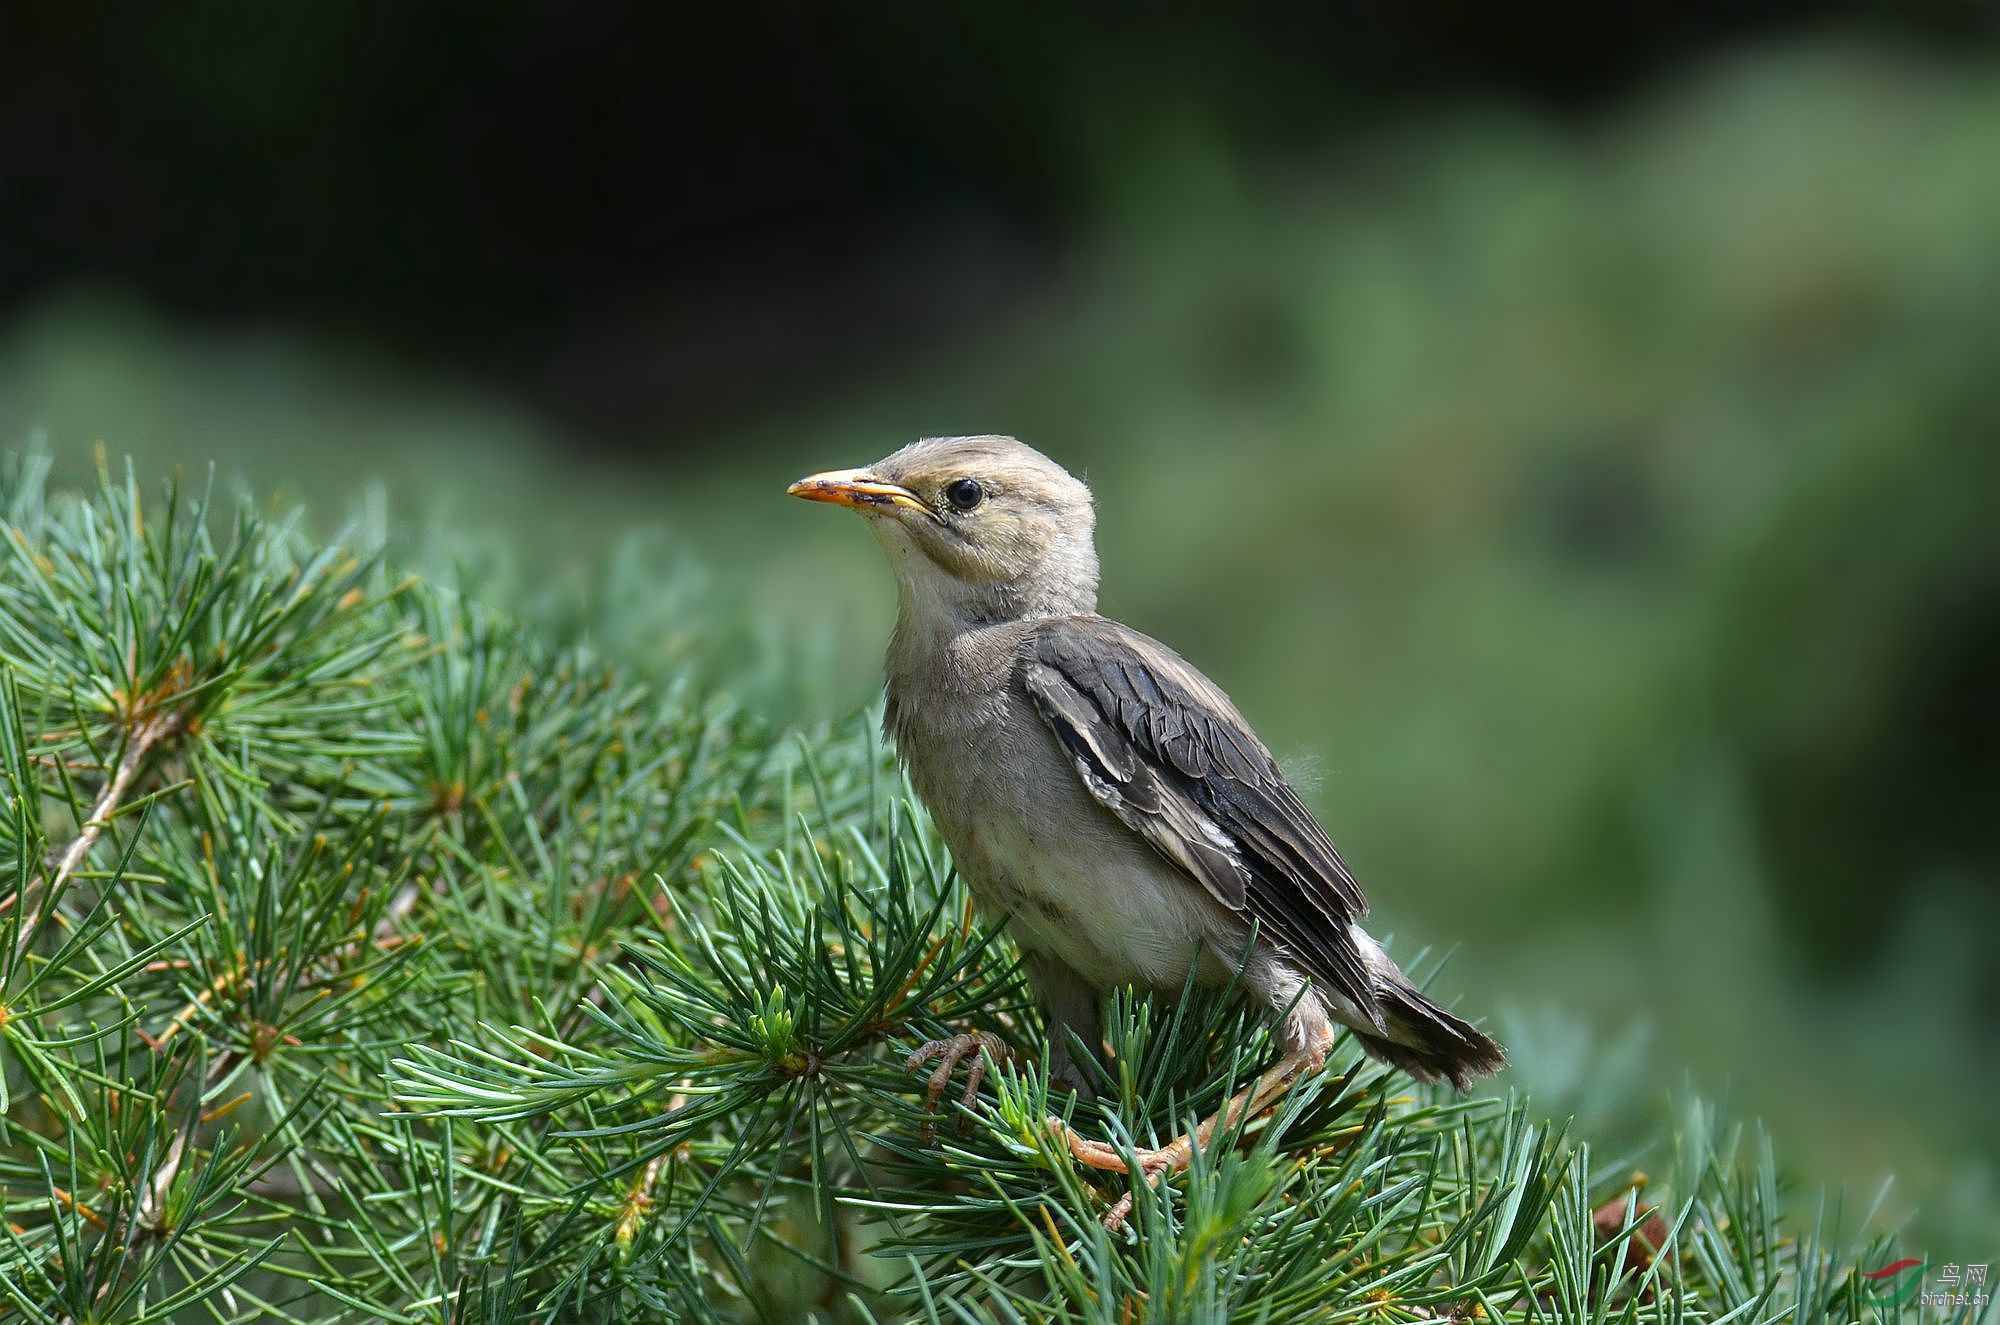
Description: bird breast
xmin=887 ymin=636 xmax=1229 ymax=990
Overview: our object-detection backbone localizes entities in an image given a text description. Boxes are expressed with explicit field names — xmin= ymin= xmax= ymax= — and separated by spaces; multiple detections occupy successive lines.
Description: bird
xmin=789 ymin=436 xmax=1504 ymax=1201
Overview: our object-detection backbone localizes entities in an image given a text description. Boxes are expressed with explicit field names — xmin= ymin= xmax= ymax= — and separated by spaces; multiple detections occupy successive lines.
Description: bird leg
xmin=1048 ymin=1048 xmax=1318 ymax=1230
xmin=906 ymin=1031 xmax=1011 ymax=1140
xmin=1021 ymin=951 xmax=1104 ymax=1101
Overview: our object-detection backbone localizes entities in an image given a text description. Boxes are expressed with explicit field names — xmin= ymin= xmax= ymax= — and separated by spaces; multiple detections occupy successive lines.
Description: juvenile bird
xmin=790 ymin=437 xmax=1503 ymax=1183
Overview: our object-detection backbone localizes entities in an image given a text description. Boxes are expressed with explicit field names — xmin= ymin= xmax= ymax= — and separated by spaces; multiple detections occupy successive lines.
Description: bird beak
xmin=787 ymin=468 xmax=930 ymax=515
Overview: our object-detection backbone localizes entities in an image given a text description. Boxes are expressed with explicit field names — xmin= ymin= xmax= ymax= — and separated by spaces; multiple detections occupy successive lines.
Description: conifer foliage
xmin=0 ymin=454 xmax=1953 ymax=1322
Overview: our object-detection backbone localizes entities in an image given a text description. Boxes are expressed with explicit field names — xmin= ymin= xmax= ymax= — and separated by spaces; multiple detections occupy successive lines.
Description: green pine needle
xmin=0 ymin=449 xmax=1957 ymax=1323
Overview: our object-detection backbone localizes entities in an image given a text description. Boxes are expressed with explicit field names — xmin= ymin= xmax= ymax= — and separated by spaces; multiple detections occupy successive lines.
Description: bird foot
xmin=1046 ymin=1049 xmax=1318 ymax=1230
xmin=906 ymin=1031 xmax=1011 ymax=1140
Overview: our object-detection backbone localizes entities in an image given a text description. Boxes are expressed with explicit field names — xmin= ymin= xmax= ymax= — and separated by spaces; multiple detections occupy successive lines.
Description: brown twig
xmin=10 ymin=709 xmax=180 ymax=958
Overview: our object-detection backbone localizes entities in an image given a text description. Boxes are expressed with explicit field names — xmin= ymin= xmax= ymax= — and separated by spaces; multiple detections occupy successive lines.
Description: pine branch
xmin=0 ymin=448 xmax=1964 ymax=1324
xmin=7 ymin=694 xmax=179 ymax=958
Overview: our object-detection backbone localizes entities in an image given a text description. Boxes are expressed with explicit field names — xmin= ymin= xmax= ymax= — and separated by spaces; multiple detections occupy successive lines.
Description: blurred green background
xmin=4 ymin=7 xmax=1995 ymax=1252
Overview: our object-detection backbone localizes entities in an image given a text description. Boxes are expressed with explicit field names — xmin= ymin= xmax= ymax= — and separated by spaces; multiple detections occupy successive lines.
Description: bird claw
xmin=1046 ymin=1117 xmax=1181 ymax=1229
xmin=906 ymin=1031 xmax=1010 ymax=1139
xmin=1046 ymin=1049 xmax=1318 ymax=1231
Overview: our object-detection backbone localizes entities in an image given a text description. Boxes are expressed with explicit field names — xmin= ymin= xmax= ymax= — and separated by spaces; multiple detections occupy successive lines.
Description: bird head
xmin=789 ymin=435 xmax=1098 ymax=625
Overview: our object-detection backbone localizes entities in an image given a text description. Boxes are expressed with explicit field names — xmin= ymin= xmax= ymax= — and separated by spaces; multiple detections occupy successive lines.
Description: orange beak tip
xmin=786 ymin=470 xmax=927 ymax=514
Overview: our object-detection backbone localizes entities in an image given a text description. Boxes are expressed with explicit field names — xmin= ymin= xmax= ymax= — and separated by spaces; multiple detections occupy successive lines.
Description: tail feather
xmin=1354 ymin=978 xmax=1506 ymax=1090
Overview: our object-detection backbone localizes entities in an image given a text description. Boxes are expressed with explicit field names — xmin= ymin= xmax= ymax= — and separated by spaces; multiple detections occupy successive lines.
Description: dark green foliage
xmin=0 ymin=454 xmax=1964 ymax=1322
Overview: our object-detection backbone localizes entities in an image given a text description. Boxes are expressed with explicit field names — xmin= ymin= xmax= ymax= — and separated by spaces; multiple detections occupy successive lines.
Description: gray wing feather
xmin=1022 ymin=615 xmax=1374 ymax=1011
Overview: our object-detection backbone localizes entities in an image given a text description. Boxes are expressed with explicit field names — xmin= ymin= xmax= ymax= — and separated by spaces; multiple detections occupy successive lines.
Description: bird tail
xmin=1352 ymin=972 xmax=1507 ymax=1091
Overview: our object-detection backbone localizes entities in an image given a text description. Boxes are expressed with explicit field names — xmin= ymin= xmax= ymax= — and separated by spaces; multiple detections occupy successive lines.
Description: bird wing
xmin=1021 ymin=614 xmax=1374 ymax=1011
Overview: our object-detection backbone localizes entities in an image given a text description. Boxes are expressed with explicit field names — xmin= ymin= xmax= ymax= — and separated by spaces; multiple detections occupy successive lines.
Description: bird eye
xmin=943 ymin=478 xmax=985 ymax=512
